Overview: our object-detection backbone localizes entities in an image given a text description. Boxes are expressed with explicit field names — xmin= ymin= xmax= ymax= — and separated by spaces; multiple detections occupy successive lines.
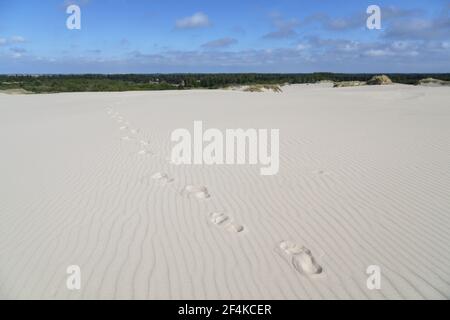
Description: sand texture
xmin=0 ymin=84 xmax=449 ymax=299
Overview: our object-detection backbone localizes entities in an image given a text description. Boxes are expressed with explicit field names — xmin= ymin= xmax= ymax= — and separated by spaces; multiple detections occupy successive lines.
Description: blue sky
xmin=0 ymin=0 xmax=449 ymax=73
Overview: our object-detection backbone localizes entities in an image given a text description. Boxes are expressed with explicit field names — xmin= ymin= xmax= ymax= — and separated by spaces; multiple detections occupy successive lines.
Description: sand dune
xmin=0 ymin=84 xmax=449 ymax=299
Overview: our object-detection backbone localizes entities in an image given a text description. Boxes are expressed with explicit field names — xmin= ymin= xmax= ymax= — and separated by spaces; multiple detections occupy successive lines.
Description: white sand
xmin=0 ymin=84 xmax=449 ymax=299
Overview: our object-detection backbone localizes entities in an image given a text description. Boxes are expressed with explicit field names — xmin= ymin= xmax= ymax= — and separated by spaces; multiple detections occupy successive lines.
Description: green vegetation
xmin=333 ymin=81 xmax=366 ymax=88
xmin=333 ymin=75 xmax=394 ymax=87
xmin=418 ymin=78 xmax=450 ymax=86
xmin=366 ymin=74 xmax=393 ymax=85
xmin=243 ymin=84 xmax=283 ymax=92
xmin=1 ymin=73 xmax=449 ymax=94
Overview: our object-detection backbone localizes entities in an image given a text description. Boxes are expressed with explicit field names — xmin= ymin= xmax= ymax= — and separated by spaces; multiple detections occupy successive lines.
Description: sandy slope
xmin=0 ymin=84 xmax=449 ymax=299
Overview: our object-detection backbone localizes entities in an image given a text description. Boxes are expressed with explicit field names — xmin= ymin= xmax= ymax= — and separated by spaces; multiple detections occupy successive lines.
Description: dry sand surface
xmin=0 ymin=84 xmax=449 ymax=299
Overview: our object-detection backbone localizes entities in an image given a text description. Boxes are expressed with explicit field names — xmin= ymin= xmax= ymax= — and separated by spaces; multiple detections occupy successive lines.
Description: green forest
xmin=1 ymin=73 xmax=449 ymax=93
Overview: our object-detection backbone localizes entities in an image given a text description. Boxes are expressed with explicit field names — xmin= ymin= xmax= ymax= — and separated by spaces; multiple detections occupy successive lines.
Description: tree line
xmin=1 ymin=73 xmax=449 ymax=93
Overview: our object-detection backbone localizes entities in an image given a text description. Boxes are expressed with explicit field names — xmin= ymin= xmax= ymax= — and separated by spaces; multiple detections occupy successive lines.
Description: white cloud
xmin=384 ymin=4 xmax=450 ymax=41
xmin=3 ymin=42 xmax=449 ymax=73
xmin=263 ymin=12 xmax=300 ymax=39
xmin=365 ymin=49 xmax=391 ymax=57
xmin=10 ymin=36 xmax=26 ymax=43
xmin=175 ymin=12 xmax=210 ymax=29
xmin=0 ymin=36 xmax=26 ymax=46
xmin=296 ymin=43 xmax=310 ymax=51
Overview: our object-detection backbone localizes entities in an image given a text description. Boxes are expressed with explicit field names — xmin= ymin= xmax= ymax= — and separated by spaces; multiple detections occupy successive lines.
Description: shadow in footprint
xmin=312 ymin=170 xmax=331 ymax=176
xmin=210 ymin=212 xmax=230 ymax=225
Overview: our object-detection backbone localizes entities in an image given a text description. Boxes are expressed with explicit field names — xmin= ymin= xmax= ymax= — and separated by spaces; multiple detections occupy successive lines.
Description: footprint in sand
xmin=137 ymin=149 xmax=154 ymax=156
xmin=226 ymin=222 xmax=245 ymax=233
xmin=209 ymin=212 xmax=245 ymax=233
xmin=140 ymin=172 xmax=173 ymax=187
xmin=210 ymin=212 xmax=230 ymax=225
xmin=130 ymin=129 xmax=140 ymax=135
xmin=181 ymin=185 xmax=211 ymax=199
xmin=119 ymin=126 xmax=128 ymax=131
xmin=140 ymin=140 xmax=151 ymax=147
xmin=121 ymin=136 xmax=134 ymax=141
xmin=277 ymin=241 xmax=323 ymax=276
xmin=151 ymin=172 xmax=174 ymax=184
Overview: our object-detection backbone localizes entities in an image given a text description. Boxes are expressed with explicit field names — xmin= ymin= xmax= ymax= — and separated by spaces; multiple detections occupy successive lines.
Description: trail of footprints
xmin=106 ymin=107 xmax=323 ymax=277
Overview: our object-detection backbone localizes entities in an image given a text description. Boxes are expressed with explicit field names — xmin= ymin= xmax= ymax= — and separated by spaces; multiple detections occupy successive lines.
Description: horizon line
xmin=2 ymin=72 xmax=450 ymax=76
